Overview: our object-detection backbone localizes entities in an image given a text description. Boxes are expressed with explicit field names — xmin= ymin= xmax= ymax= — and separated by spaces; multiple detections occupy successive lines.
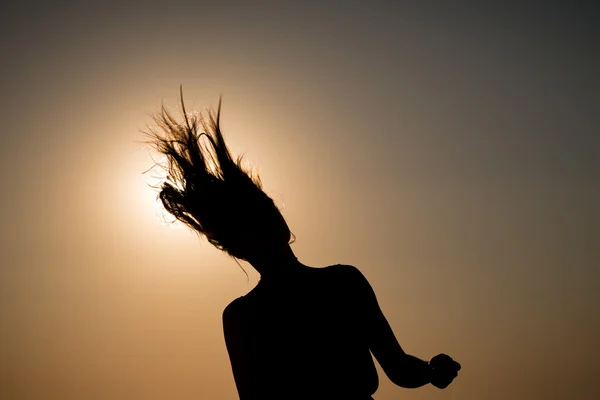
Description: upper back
xmin=223 ymin=264 xmax=378 ymax=398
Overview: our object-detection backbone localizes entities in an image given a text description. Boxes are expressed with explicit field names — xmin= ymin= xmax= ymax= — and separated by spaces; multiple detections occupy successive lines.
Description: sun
xmin=138 ymin=155 xmax=184 ymax=229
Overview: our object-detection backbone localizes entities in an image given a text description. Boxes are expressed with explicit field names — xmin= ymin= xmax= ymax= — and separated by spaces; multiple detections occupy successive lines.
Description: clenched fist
xmin=429 ymin=353 xmax=461 ymax=389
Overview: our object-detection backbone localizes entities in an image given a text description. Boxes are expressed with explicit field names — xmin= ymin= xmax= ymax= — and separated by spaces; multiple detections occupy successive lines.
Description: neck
xmin=248 ymin=245 xmax=307 ymax=280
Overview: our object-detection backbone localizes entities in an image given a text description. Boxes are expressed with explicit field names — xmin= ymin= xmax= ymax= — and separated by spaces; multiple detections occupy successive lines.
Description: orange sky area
xmin=1 ymin=2 xmax=598 ymax=399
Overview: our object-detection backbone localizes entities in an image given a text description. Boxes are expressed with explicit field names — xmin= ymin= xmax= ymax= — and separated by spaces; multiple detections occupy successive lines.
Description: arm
xmin=222 ymin=300 xmax=257 ymax=400
xmin=348 ymin=266 xmax=460 ymax=389
xmin=349 ymin=266 xmax=431 ymax=388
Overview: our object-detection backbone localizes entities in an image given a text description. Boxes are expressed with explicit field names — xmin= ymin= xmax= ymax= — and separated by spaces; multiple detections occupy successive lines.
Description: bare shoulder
xmin=322 ymin=263 xmax=359 ymax=273
xmin=323 ymin=264 xmax=367 ymax=282
xmin=319 ymin=264 xmax=372 ymax=294
xmin=222 ymin=296 xmax=245 ymax=323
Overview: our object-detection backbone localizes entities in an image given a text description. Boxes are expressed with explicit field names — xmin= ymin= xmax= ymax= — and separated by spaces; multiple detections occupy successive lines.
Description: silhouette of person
xmin=145 ymin=89 xmax=461 ymax=399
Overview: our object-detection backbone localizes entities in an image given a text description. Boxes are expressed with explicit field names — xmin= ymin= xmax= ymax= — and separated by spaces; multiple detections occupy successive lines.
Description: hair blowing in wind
xmin=144 ymin=87 xmax=292 ymax=261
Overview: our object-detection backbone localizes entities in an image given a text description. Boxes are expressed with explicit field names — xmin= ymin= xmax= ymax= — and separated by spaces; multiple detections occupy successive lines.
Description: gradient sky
xmin=1 ymin=1 xmax=598 ymax=399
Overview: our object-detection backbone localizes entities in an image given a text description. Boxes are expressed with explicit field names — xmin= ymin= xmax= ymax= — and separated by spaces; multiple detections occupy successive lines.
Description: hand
xmin=429 ymin=353 xmax=461 ymax=389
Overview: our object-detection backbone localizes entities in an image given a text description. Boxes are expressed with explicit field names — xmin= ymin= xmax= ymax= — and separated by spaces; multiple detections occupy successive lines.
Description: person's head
xmin=145 ymin=90 xmax=293 ymax=263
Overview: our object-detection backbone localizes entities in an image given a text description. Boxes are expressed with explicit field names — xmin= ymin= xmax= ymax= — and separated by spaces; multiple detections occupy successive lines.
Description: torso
xmin=228 ymin=264 xmax=379 ymax=399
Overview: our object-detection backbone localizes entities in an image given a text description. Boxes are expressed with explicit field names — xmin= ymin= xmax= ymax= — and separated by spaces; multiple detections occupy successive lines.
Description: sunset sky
xmin=1 ymin=1 xmax=598 ymax=399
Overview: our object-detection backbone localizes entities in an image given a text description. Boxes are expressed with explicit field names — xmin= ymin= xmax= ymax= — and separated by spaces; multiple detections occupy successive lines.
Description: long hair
xmin=144 ymin=88 xmax=291 ymax=260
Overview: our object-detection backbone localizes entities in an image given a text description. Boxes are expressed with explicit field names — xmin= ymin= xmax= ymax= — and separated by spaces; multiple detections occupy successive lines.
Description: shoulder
xmin=320 ymin=264 xmax=372 ymax=292
xmin=323 ymin=264 xmax=367 ymax=281
xmin=322 ymin=263 xmax=358 ymax=273
xmin=222 ymin=297 xmax=245 ymax=324
xmin=326 ymin=264 xmax=376 ymax=295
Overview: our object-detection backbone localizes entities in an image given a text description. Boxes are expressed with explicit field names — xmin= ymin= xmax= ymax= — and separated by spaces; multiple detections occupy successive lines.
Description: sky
xmin=1 ymin=1 xmax=598 ymax=399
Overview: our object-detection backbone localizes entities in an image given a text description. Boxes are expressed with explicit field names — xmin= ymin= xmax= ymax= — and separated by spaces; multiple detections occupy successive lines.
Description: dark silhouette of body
xmin=225 ymin=264 xmax=379 ymax=399
xmin=145 ymin=88 xmax=461 ymax=399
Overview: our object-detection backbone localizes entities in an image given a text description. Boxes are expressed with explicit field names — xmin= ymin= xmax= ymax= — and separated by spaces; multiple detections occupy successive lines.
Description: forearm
xmin=389 ymin=354 xmax=431 ymax=389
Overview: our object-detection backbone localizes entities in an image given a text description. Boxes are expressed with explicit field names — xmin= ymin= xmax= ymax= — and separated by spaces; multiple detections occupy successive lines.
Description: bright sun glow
xmin=139 ymin=155 xmax=184 ymax=229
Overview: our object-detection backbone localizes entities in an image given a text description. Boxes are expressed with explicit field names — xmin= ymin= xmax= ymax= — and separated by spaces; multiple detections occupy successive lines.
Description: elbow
xmin=393 ymin=379 xmax=426 ymax=389
xmin=385 ymin=355 xmax=431 ymax=389
xmin=389 ymin=373 xmax=422 ymax=389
